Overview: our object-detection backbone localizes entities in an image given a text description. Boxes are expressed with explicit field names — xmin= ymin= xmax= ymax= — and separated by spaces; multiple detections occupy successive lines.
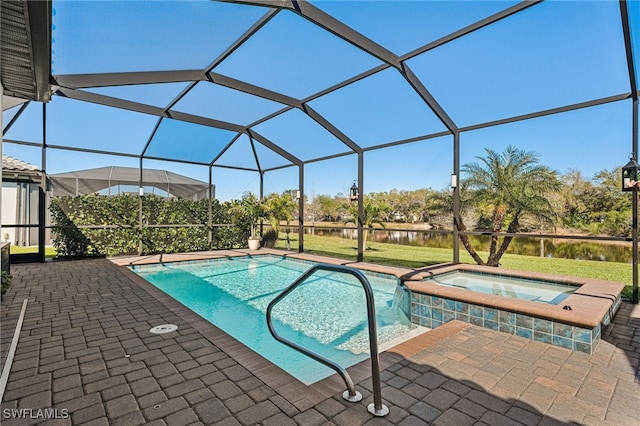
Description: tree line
xmin=263 ymin=146 xmax=633 ymax=267
xmin=297 ymin=150 xmax=631 ymax=239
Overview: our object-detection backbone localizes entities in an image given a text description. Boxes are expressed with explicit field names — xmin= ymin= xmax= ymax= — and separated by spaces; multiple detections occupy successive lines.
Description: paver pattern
xmin=1 ymin=257 xmax=638 ymax=425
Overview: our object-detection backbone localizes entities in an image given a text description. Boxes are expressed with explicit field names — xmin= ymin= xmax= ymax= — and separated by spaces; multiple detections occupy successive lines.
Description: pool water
xmin=425 ymin=271 xmax=577 ymax=305
xmin=131 ymin=256 xmax=419 ymax=384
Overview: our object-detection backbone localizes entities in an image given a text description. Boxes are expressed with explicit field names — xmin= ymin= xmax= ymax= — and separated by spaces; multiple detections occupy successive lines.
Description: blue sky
xmin=3 ymin=0 xmax=639 ymax=201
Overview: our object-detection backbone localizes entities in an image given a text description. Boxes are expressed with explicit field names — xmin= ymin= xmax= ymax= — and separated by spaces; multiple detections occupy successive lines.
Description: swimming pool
xmin=131 ymin=255 xmax=420 ymax=384
xmin=425 ymin=271 xmax=577 ymax=305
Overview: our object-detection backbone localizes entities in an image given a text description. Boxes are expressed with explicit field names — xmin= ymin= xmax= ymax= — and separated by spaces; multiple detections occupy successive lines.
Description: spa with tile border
xmin=401 ymin=264 xmax=625 ymax=354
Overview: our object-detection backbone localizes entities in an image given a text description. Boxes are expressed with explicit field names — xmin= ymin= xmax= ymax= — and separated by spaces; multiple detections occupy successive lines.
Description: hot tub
xmin=403 ymin=264 xmax=625 ymax=354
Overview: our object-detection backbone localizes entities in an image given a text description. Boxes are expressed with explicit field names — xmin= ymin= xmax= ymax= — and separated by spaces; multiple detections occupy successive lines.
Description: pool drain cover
xmin=149 ymin=324 xmax=178 ymax=334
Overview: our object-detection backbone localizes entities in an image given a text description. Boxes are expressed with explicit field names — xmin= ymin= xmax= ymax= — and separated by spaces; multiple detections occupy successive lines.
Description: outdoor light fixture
xmin=349 ymin=181 xmax=359 ymax=201
xmin=450 ymin=173 xmax=458 ymax=189
xmin=622 ymin=155 xmax=640 ymax=191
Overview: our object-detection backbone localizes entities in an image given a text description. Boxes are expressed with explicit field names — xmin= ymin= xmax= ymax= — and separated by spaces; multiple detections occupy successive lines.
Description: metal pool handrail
xmin=265 ymin=263 xmax=389 ymax=417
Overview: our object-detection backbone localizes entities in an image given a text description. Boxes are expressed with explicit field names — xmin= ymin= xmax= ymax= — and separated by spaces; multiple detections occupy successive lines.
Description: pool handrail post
xmin=265 ymin=263 xmax=389 ymax=416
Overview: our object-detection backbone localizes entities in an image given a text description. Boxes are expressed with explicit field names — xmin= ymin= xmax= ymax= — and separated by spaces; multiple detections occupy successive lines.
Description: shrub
xmin=49 ymin=194 xmax=247 ymax=257
xmin=1 ymin=271 xmax=12 ymax=299
xmin=49 ymin=198 xmax=99 ymax=258
xmin=262 ymin=229 xmax=278 ymax=248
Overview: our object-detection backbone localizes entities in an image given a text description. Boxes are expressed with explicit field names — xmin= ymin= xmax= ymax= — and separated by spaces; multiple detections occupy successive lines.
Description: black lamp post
xmin=622 ymin=156 xmax=640 ymax=191
xmin=349 ymin=181 xmax=359 ymax=202
xmin=622 ymin=155 xmax=640 ymax=304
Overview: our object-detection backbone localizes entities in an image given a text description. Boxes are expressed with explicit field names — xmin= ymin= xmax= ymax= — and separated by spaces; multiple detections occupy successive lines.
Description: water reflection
xmin=286 ymin=227 xmax=633 ymax=263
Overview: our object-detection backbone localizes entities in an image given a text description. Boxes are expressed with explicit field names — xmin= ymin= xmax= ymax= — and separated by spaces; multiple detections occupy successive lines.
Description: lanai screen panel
xmin=173 ymin=82 xmax=287 ymax=126
xmin=46 ymin=149 xmax=139 ymax=176
xmin=145 ymin=118 xmax=237 ymax=164
xmin=50 ymin=1 xmax=269 ymax=74
xmin=311 ymin=0 xmax=520 ymax=56
xmin=45 ymin=97 xmax=158 ymax=155
xmin=308 ymin=68 xmax=448 ymax=148
xmin=305 ymin=155 xmax=358 ymax=197
xmin=252 ymin=109 xmax=352 ymax=161
xmin=407 ymin=1 xmax=630 ymax=127
xmin=215 ymin=134 xmax=262 ymax=171
xmin=214 ymin=133 xmax=296 ymax=172
xmin=251 ymin=137 xmax=297 ymax=170
xmin=213 ymin=167 xmax=262 ymax=201
xmin=460 ymin=100 xmax=632 ymax=180
xmin=3 ymin=102 xmax=43 ymax=144
xmin=214 ymin=10 xmax=382 ymax=99
xmin=86 ymin=83 xmax=192 ymax=109
xmin=262 ymin=167 xmax=299 ymax=196
xmin=364 ymin=136 xmax=454 ymax=193
xmin=2 ymin=104 xmax=26 ymax=130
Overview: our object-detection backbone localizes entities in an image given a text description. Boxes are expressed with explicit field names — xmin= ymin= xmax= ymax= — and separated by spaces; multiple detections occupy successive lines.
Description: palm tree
xmin=228 ymin=192 xmax=265 ymax=240
xmin=459 ymin=145 xmax=561 ymax=266
xmin=345 ymin=199 xmax=391 ymax=250
xmin=263 ymin=192 xmax=297 ymax=239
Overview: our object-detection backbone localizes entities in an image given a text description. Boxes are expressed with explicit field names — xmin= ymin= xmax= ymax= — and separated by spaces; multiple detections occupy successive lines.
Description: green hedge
xmin=50 ymin=194 xmax=250 ymax=257
xmin=1 ymin=271 xmax=12 ymax=299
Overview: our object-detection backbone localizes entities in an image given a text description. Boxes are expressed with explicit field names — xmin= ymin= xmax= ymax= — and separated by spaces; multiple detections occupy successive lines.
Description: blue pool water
xmin=131 ymin=256 xmax=418 ymax=384
xmin=425 ymin=271 xmax=578 ymax=305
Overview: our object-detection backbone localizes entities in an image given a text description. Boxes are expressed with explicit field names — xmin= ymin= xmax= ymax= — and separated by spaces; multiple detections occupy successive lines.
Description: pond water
xmin=284 ymin=227 xmax=633 ymax=263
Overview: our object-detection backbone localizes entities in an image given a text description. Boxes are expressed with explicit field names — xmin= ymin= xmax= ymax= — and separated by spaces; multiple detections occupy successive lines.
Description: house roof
xmin=2 ymin=154 xmax=40 ymax=172
xmin=0 ymin=0 xmax=51 ymax=102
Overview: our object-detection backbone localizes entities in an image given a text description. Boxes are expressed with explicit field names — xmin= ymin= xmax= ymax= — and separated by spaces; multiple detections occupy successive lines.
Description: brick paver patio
xmin=1 ymin=257 xmax=638 ymax=425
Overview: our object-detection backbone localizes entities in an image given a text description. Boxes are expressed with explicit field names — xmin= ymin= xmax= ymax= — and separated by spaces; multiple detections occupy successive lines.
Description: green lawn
xmin=275 ymin=233 xmax=634 ymax=299
xmin=9 ymin=246 xmax=58 ymax=258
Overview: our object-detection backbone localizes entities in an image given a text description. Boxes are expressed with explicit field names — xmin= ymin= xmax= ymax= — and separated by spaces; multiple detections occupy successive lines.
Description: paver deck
xmin=1 ymin=255 xmax=638 ymax=425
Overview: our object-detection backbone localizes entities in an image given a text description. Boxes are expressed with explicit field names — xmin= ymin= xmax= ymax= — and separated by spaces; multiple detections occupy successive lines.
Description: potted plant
xmin=248 ymin=233 xmax=261 ymax=251
xmin=231 ymin=192 xmax=265 ymax=250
